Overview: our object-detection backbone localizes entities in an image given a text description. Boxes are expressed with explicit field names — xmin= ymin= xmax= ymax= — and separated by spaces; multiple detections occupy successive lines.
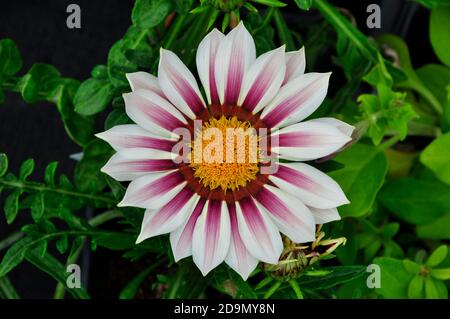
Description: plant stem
xmin=378 ymin=134 xmax=401 ymax=151
xmin=263 ymin=281 xmax=281 ymax=299
xmin=252 ymin=7 xmax=276 ymax=35
xmin=273 ymin=9 xmax=296 ymax=50
xmin=167 ymin=266 xmax=184 ymax=299
xmin=53 ymin=210 xmax=123 ymax=299
xmin=88 ymin=210 xmax=123 ymax=227
xmin=288 ymin=280 xmax=304 ymax=299
xmin=0 ymin=231 xmax=24 ymax=252
xmin=0 ymin=276 xmax=20 ymax=299
xmin=163 ymin=14 xmax=188 ymax=50
xmin=0 ymin=179 xmax=115 ymax=205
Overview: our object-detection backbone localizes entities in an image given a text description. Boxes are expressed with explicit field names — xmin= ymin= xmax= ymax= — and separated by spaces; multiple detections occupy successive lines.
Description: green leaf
xmin=403 ymin=259 xmax=421 ymax=274
xmin=0 ymin=38 xmax=22 ymax=76
xmin=25 ymin=248 xmax=90 ymax=299
xmin=427 ymin=245 xmax=448 ymax=267
xmin=374 ymin=257 xmax=413 ymax=298
xmin=18 ymin=63 xmax=61 ymax=103
xmin=44 ymin=161 xmax=58 ymax=186
xmin=408 ymin=276 xmax=424 ymax=299
xmin=30 ymin=192 xmax=45 ymax=221
xmin=213 ymin=266 xmax=257 ymax=299
xmin=55 ymin=235 xmax=69 ymax=254
xmin=171 ymin=0 xmax=193 ymax=14
xmin=91 ymin=65 xmax=108 ymax=79
xmin=328 ymin=143 xmax=387 ymax=217
xmin=19 ymin=158 xmax=34 ymax=181
xmin=297 ymin=266 xmax=366 ymax=290
xmin=74 ymin=78 xmax=113 ymax=116
xmin=430 ymin=5 xmax=450 ymax=67
xmin=420 ymin=133 xmax=450 ymax=185
xmin=74 ymin=139 xmax=112 ymax=193
xmin=0 ymin=237 xmax=33 ymax=277
xmin=51 ymin=80 xmax=95 ymax=147
xmin=0 ymin=276 xmax=20 ymax=299
xmin=294 ymin=0 xmax=312 ymax=10
xmin=0 ymin=153 xmax=8 ymax=177
xmin=416 ymin=64 xmax=450 ymax=108
xmin=119 ymin=266 xmax=153 ymax=299
xmin=93 ymin=232 xmax=135 ymax=250
xmin=379 ymin=178 xmax=450 ymax=224
xmin=105 ymin=108 xmax=131 ymax=130
xmin=417 ymin=211 xmax=450 ymax=239
xmin=4 ymin=190 xmax=21 ymax=224
xmin=425 ymin=277 xmax=440 ymax=298
xmin=381 ymin=223 xmax=400 ymax=239
xmin=431 ymin=268 xmax=450 ymax=280
xmin=132 ymin=0 xmax=173 ymax=29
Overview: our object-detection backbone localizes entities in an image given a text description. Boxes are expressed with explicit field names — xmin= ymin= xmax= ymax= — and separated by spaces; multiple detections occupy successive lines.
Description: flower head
xmin=96 ymin=22 xmax=353 ymax=280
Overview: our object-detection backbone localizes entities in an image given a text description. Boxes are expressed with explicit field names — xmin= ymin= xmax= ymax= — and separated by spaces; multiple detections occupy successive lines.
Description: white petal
xmin=236 ymin=197 xmax=283 ymax=264
xmin=225 ymin=204 xmax=259 ymax=280
xmin=254 ymin=185 xmax=316 ymax=243
xmin=192 ymin=200 xmax=231 ymax=276
xmin=101 ymin=148 xmax=176 ymax=181
xmin=283 ymin=47 xmax=306 ymax=85
xmin=136 ymin=192 xmax=199 ymax=243
xmin=271 ymin=120 xmax=352 ymax=161
xmin=123 ymin=90 xmax=187 ymax=139
xmin=158 ymin=48 xmax=205 ymax=119
xmin=308 ymin=206 xmax=341 ymax=224
xmin=170 ymin=198 xmax=206 ymax=262
xmin=215 ymin=21 xmax=256 ymax=105
xmin=269 ymin=162 xmax=349 ymax=209
xmin=126 ymin=72 xmax=165 ymax=97
xmin=238 ymin=45 xmax=286 ymax=113
xmin=261 ymin=72 xmax=331 ymax=129
xmin=308 ymin=117 xmax=355 ymax=137
xmin=118 ymin=170 xmax=186 ymax=209
xmin=95 ymin=124 xmax=177 ymax=152
xmin=196 ymin=29 xmax=225 ymax=105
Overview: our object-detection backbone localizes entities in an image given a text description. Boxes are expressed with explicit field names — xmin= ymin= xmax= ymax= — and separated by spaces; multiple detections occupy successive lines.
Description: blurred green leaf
xmin=329 ymin=143 xmax=387 ymax=217
xmin=417 ymin=211 xmax=450 ymax=239
xmin=430 ymin=5 xmax=450 ymax=67
xmin=0 ymin=153 xmax=8 ymax=177
xmin=426 ymin=245 xmax=448 ymax=267
xmin=420 ymin=132 xmax=450 ymax=185
xmin=19 ymin=159 xmax=34 ymax=181
xmin=4 ymin=190 xmax=21 ymax=224
xmin=374 ymin=257 xmax=413 ymax=298
xmin=408 ymin=275 xmax=424 ymax=298
xmin=74 ymin=78 xmax=113 ymax=116
xmin=298 ymin=266 xmax=366 ymax=290
xmin=132 ymin=0 xmax=173 ymax=29
xmin=380 ymin=178 xmax=450 ymax=224
xmin=0 ymin=38 xmax=22 ymax=77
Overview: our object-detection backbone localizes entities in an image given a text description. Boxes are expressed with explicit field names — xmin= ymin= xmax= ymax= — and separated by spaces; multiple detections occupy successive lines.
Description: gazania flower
xmin=97 ymin=22 xmax=353 ymax=280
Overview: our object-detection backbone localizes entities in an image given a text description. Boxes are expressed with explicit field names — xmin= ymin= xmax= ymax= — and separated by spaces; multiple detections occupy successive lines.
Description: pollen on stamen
xmin=189 ymin=115 xmax=260 ymax=192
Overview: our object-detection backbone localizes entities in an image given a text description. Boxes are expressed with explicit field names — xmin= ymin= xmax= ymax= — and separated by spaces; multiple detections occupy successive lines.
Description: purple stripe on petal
xmin=204 ymin=200 xmax=223 ymax=268
xmin=264 ymin=77 xmax=324 ymax=128
xmin=168 ymin=66 xmax=204 ymax=115
xmin=114 ymin=136 xmax=174 ymax=152
xmin=116 ymin=159 xmax=175 ymax=172
xmin=175 ymin=198 xmax=206 ymax=254
xmin=132 ymin=171 xmax=184 ymax=202
xmin=274 ymin=131 xmax=345 ymax=148
xmin=209 ymin=47 xmax=220 ymax=105
xmin=150 ymin=188 xmax=194 ymax=228
xmin=229 ymin=204 xmax=248 ymax=263
xmin=242 ymin=57 xmax=279 ymax=112
xmin=275 ymin=165 xmax=328 ymax=195
xmin=255 ymin=187 xmax=306 ymax=230
xmin=224 ymin=42 xmax=244 ymax=105
xmin=133 ymin=94 xmax=185 ymax=132
xmin=239 ymin=197 xmax=273 ymax=251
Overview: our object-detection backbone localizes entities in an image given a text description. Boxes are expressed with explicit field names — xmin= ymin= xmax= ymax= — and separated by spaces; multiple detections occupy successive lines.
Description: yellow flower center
xmin=189 ymin=116 xmax=259 ymax=192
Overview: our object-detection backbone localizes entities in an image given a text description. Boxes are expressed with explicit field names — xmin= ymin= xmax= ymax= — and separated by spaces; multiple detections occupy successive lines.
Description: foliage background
xmin=0 ymin=0 xmax=449 ymax=299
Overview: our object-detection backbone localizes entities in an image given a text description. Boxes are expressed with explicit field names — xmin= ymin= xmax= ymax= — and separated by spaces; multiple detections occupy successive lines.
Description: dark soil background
xmin=0 ymin=0 xmax=436 ymax=298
